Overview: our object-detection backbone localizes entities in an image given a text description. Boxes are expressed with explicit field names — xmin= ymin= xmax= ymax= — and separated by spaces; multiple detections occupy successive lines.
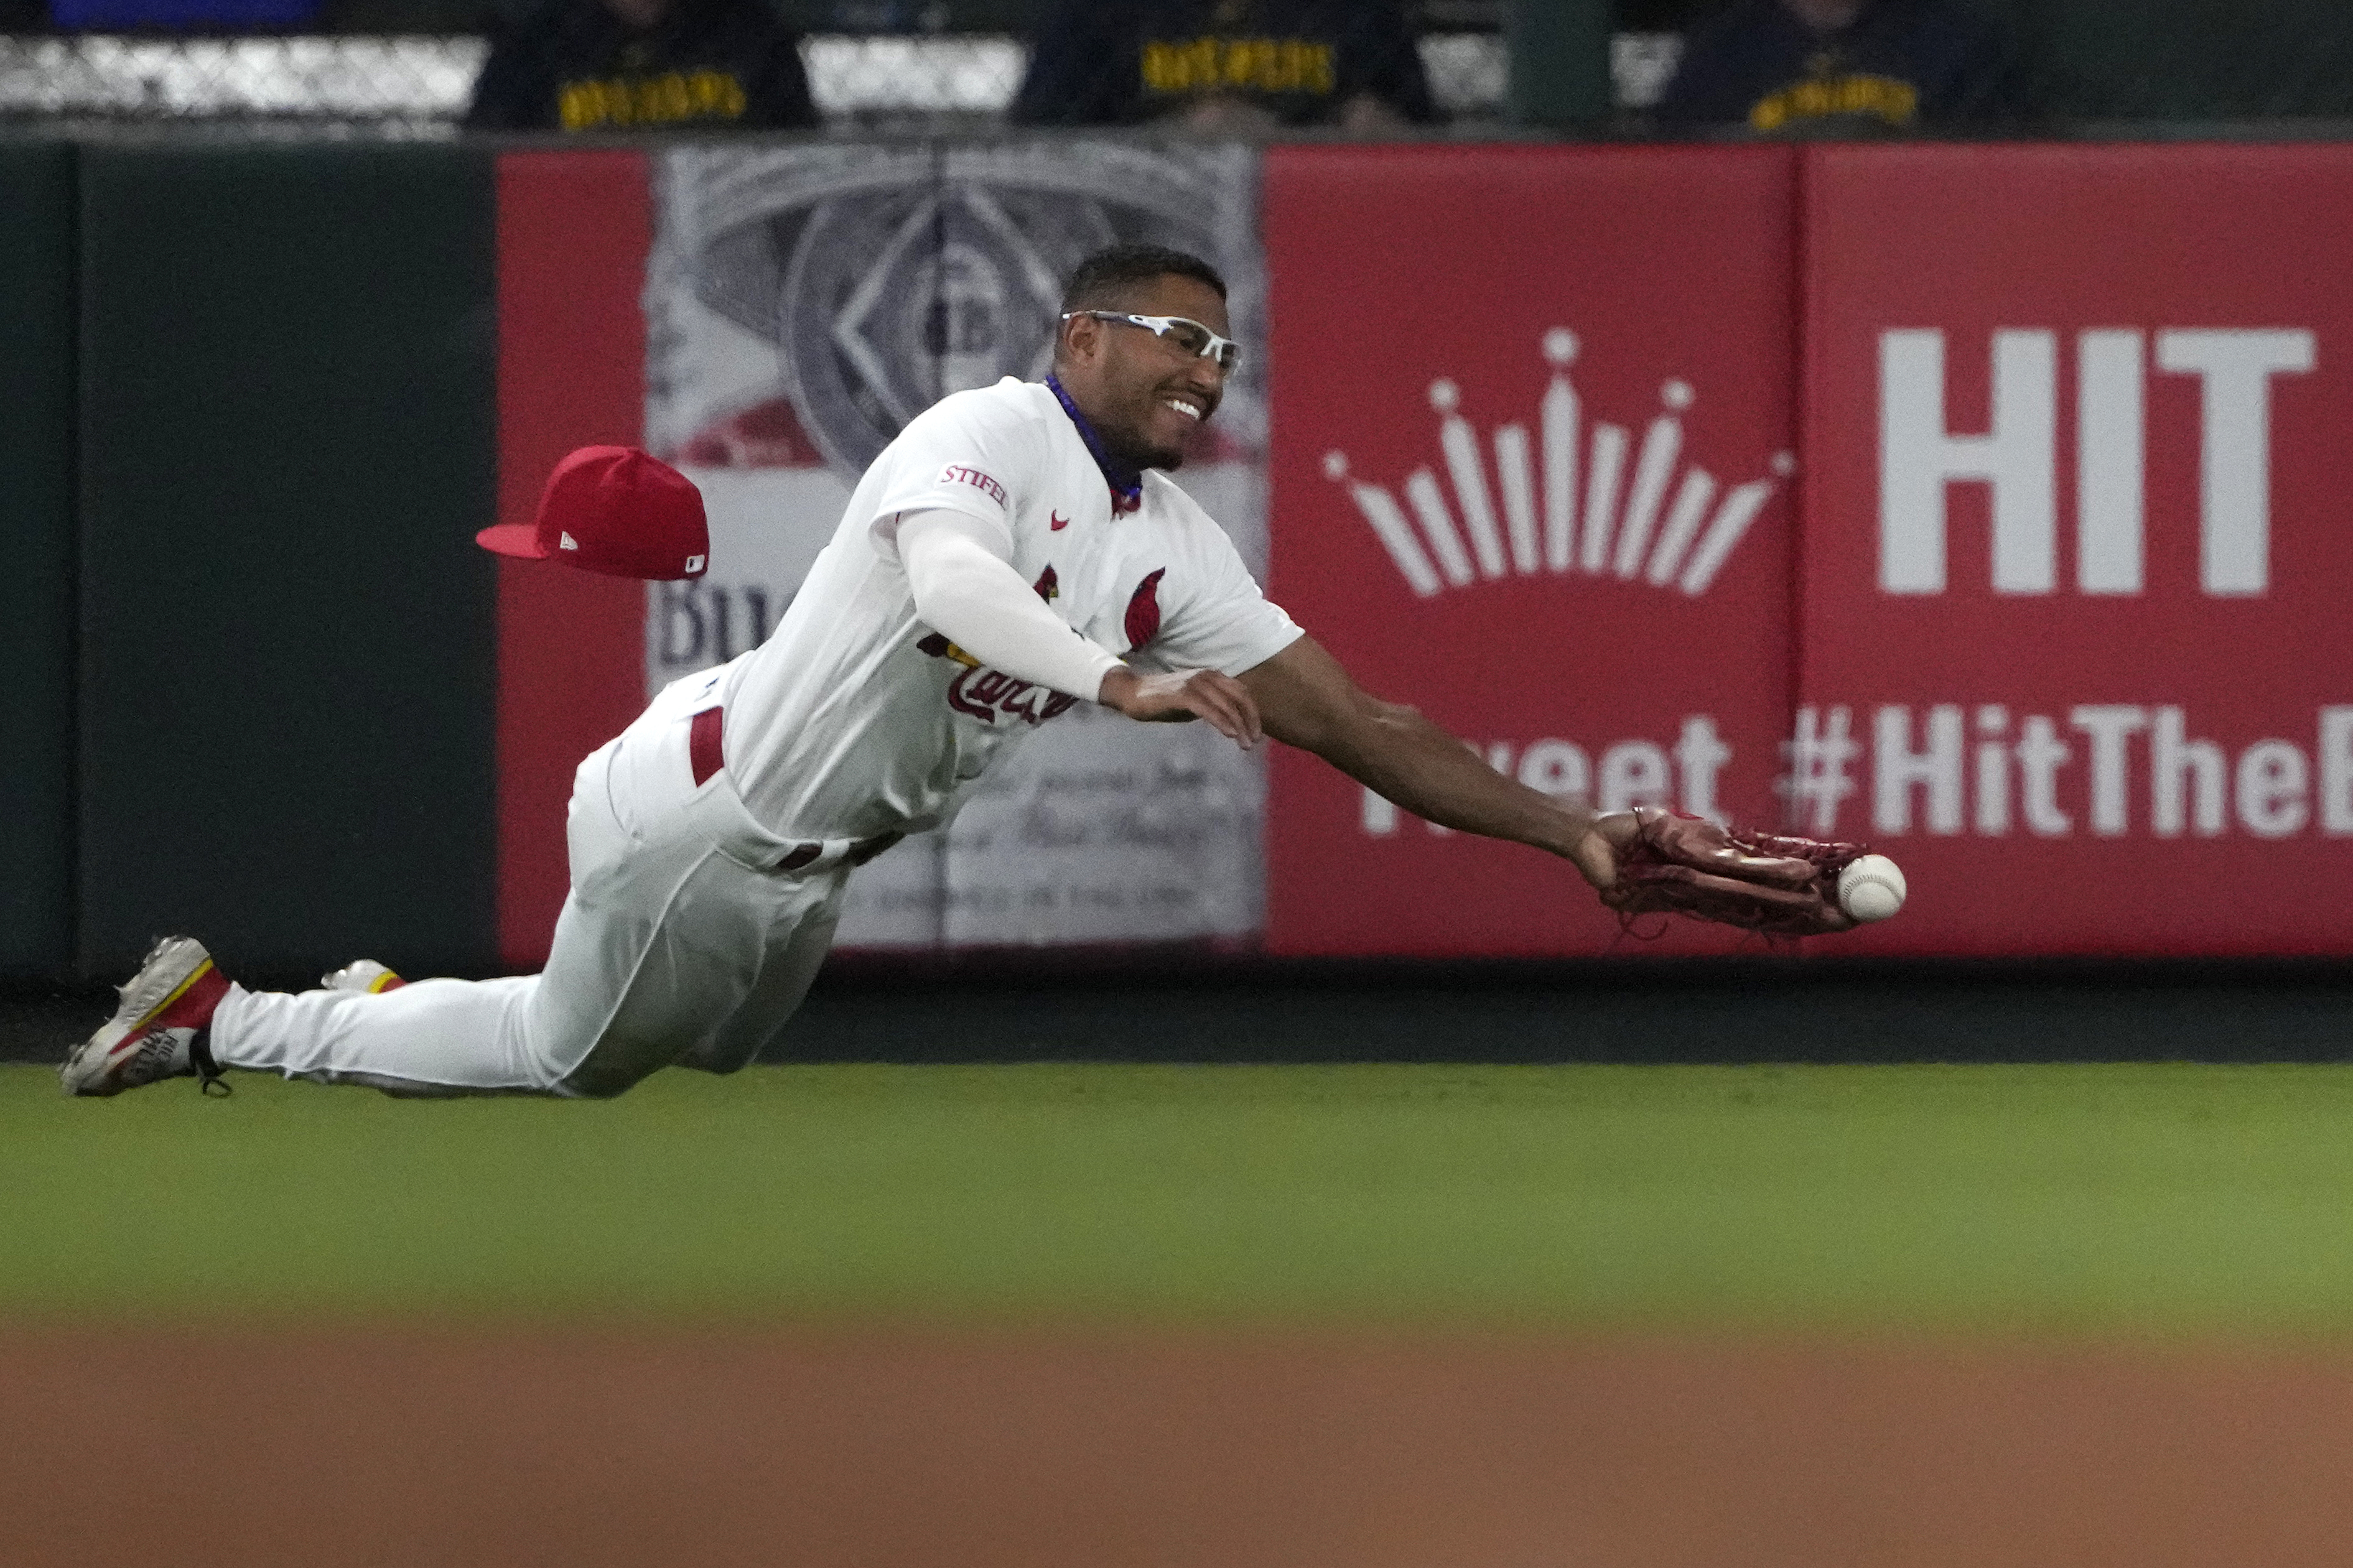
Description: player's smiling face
xmin=1055 ymin=274 xmax=1232 ymax=472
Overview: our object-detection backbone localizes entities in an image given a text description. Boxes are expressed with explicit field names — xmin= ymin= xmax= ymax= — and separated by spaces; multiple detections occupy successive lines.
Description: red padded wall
xmin=494 ymin=151 xmax=650 ymax=969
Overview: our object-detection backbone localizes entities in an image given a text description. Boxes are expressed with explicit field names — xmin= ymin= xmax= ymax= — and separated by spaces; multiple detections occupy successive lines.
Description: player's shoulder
xmin=1140 ymin=468 xmax=1209 ymax=516
xmin=872 ymin=379 xmax=1058 ymax=499
xmin=1137 ymin=471 xmax=1231 ymax=546
xmin=902 ymin=377 xmax=1057 ymax=442
xmin=1131 ymin=471 xmax=1262 ymax=591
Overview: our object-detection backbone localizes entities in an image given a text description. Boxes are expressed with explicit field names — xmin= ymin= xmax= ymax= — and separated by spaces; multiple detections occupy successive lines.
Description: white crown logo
xmin=1325 ymin=329 xmax=1794 ymax=599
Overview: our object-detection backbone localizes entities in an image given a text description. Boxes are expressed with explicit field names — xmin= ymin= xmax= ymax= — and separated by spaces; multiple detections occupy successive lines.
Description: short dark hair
xmin=1059 ymin=242 xmax=1228 ymax=315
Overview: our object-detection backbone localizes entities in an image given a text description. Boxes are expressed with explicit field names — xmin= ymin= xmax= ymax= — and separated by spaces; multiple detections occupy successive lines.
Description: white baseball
xmin=1837 ymin=855 xmax=1907 ymax=922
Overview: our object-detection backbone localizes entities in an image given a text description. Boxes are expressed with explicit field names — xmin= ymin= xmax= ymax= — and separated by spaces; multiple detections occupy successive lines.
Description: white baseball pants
xmin=210 ymin=671 xmax=850 ymax=1097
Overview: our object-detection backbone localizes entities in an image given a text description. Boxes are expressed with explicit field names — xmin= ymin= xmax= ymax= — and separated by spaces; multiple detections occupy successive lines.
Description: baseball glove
xmin=1598 ymin=806 xmax=1868 ymax=937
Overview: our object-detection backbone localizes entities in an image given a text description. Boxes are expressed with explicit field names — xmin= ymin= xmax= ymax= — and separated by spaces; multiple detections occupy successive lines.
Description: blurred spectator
xmin=465 ymin=0 xmax=816 ymax=132
xmin=1012 ymin=0 xmax=1437 ymax=134
xmin=1656 ymin=0 xmax=2018 ymax=134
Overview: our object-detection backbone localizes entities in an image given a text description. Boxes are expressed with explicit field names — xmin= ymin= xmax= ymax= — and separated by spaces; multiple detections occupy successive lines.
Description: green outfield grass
xmin=6 ymin=1061 xmax=2353 ymax=1329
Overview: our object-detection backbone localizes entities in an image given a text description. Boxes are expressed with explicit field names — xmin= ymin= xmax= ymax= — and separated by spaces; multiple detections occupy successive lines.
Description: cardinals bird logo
xmin=1124 ymin=568 xmax=1165 ymax=651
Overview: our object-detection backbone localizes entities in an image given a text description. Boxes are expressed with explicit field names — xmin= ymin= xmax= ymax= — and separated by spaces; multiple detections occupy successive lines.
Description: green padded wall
xmin=77 ymin=144 xmax=499 ymax=981
xmin=0 ymin=139 xmax=76 ymax=978
xmin=1974 ymin=0 xmax=2353 ymax=119
xmin=1509 ymin=0 xmax=1614 ymax=125
xmin=1639 ymin=0 xmax=2353 ymax=120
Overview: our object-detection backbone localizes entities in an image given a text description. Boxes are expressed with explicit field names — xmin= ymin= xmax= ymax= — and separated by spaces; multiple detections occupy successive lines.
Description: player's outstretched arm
xmin=1237 ymin=636 xmax=1628 ymax=891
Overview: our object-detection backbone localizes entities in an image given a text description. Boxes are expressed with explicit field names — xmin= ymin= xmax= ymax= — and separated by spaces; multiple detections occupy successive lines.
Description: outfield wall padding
xmin=1262 ymin=144 xmax=1799 ymax=957
xmin=35 ymin=136 xmax=2353 ymax=973
xmin=0 ymin=141 xmax=77 ymax=978
xmin=487 ymin=137 xmax=2353 ymax=963
xmin=491 ymin=151 xmax=650 ymax=972
xmin=1797 ymin=142 xmax=2353 ymax=957
xmin=75 ymin=145 xmax=500 ymax=978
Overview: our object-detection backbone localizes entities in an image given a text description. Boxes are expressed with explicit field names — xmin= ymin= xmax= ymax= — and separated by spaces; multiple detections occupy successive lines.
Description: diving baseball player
xmin=65 ymin=242 xmax=1654 ymax=1099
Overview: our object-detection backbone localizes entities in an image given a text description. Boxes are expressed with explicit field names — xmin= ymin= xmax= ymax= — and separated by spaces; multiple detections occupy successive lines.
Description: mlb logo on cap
xmin=477 ymin=446 xmax=710 ymax=581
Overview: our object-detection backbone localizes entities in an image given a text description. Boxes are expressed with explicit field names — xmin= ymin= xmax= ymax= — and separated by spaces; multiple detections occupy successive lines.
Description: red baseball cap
xmin=477 ymin=445 xmax=709 ymax=581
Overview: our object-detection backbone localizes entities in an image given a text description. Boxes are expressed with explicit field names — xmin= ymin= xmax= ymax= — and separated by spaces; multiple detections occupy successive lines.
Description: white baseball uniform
xmin=212 ymin=378 xmax=1302 ymax=1095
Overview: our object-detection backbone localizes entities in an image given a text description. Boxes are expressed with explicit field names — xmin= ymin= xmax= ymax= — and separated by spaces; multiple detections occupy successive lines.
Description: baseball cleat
xmin=60 ymin=936 xmax=233 ymax=1098
xmin=318 ymin=959 xmax=406 ymax=994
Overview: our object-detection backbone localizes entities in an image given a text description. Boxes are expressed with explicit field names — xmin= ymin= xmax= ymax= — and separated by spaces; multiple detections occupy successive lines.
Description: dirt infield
xmin=6 ymin=1330 xmax=2351 ymax=1567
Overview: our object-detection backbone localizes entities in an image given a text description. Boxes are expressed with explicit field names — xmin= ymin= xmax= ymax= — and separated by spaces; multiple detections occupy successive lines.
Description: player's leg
xmin=61 ymin=664 xmax=827 ymax=1100
xmin=70 ymin=858 xmax=840 ymax=1098
xmin=65 ymin=728 xmax=663 ymax=1097
xmin=211 ymin=676 xmax=850 ymax=1097
xmin=203 ymin=973 xmax=545 ymax=1095
xmin=205 ymin=703 xmax=849 ymax=1098
xmin=189 ymin=732 xmax=683 ymax=1095
xmin=525 ymin=667 xmax=859 ymax=1095
xmin=554 ymin=868 xmax=842 ymax=1094
xmin=202 ymin=855 xmax=816 ymax=1099
xmin=57 ymin=933 xmax=553 ymax=1099
xmin=319 ymin=960 xmax=406 ymax=994
xmin=669 ymin=898 xmax=842 ymax=1077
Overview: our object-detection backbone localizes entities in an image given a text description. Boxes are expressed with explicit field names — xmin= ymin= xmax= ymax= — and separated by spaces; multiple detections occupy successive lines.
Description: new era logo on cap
xmin=475 ymin=447 xmax=711 ymax=582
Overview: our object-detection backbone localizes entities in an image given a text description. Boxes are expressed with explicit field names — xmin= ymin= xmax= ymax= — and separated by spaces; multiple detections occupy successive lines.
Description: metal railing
xmin=0 ymin=33 xmax=483 ymax=119
xmin=0 ymin=29 xmax=1685 ymax=127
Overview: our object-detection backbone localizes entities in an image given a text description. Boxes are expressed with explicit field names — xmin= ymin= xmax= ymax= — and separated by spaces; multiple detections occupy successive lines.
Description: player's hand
xmin=1568 ymin=810 xmax=1638 ymax=893
xmin=1596 ymin=806 xmax=1869 ymax=936
xmin=1097 ymin=666 xmax=1264 ymax=748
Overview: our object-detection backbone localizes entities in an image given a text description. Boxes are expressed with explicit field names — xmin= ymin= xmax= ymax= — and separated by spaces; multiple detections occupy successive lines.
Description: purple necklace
xmin=1045 ymin=374 xmax=1144 ymax=514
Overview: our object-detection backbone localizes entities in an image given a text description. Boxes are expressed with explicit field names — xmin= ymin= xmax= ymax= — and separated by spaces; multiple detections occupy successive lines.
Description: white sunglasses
xmin=1062 ymin=310 xmax=1242 ymax=371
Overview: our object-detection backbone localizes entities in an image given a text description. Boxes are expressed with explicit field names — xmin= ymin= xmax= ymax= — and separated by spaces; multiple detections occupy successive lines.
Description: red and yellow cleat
xmin=59 ymin=936 xmax=232 ymax=1098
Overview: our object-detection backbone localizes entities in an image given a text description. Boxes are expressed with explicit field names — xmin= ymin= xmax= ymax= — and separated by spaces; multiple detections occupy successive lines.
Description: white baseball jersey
xmin=715 ymin=376 xmax=1303 ymax=842
xmin=210 ymin=378 xmax=1307 ymax=1098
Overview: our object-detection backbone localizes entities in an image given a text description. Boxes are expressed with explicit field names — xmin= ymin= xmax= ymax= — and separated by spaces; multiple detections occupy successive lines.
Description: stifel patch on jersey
xmin=938 ymin=465 xmax=1008 ymax=506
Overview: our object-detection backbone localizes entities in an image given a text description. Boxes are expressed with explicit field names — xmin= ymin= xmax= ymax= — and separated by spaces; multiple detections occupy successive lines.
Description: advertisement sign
xmin=643 ymin=141 xmax=1271 ymax=947
xmin=1801 ymin=144 xmax=2353 ymax=954
xmin=493 ymin=139 xmax=2353 ymax=965
xmin=1262 ymin=146 xmax=1800 ymax=956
